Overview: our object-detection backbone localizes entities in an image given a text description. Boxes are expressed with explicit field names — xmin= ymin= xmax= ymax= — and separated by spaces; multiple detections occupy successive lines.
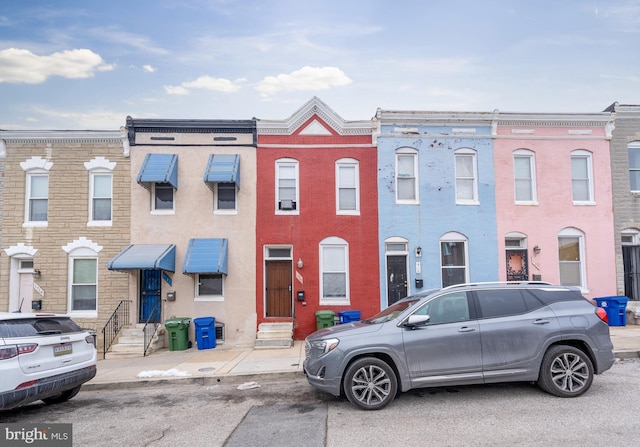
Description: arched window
xmin=440 ymin=232 xmax=469 ymax=287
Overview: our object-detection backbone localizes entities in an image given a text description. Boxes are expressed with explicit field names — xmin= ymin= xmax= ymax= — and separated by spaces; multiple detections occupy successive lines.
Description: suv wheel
xmin=537 ymin=345 xmax=594 ymax=397
xmin=41 ymin=386 xmax=82 ymax=405
xmin=343 ymin=357 xmax=397 ymax=410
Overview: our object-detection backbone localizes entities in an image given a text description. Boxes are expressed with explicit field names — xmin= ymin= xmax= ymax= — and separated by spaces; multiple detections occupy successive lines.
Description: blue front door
xmin=140 ymin=269 xmax=161 ymax=323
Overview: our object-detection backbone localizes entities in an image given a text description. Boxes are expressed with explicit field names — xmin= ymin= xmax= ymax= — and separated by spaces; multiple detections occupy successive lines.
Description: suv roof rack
xmin=442 ymin=281 xmax=553 ymax=290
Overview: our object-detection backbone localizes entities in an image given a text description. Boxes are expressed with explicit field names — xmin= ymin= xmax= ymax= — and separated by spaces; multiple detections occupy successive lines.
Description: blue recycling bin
xmin=193 ymin=316 xmax=216 ymax=350
xmin=338 ymin=310 xmax=361 ymax=324
xmin=594 ymin=296 xmax=629 ymax=327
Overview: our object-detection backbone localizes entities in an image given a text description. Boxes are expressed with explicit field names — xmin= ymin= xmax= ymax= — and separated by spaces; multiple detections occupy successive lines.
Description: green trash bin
xmin=315 ymin=310 xmax=335 ymax=330
xmin=165 ymin=318 xmax=190 ymax=351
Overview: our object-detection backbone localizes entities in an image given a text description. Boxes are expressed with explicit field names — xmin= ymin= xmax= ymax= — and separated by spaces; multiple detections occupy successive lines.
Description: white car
xmin=0 ymin=312 xmax=97 ymax=411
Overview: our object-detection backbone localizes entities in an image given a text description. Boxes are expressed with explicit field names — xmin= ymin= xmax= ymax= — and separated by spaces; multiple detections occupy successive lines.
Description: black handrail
xmin=101 ymin=300 xmax=131 ymax=359
xmin=142 ymin=303 xmax=162 ymax=356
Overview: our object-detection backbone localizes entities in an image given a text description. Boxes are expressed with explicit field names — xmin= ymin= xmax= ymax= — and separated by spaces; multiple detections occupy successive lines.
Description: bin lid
xmin=194 ymin=316 xmax=215 ymax=325
xmin=315 ymin=310 xmax=335 ymax=317
xmin=164 ymin=317 xmax=191 ymax=325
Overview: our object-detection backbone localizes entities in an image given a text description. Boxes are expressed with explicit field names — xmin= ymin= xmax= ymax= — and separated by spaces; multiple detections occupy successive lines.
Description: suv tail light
xmin=596 ymin=307 xmax=609 ymax=323
xmin=0 ymin=344 xmax=38 ymax=360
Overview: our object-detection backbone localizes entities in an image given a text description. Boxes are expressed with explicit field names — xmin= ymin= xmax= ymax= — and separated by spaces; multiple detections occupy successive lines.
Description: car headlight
xmin=311 ymin=338 xmax=339 ymax=355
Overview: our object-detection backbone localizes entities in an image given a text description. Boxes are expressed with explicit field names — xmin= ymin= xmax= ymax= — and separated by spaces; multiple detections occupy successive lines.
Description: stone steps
xmin=106 ymin=324 xmax=165 ymax=358
xmin=255 ymin=322 xmax=293 ymax=348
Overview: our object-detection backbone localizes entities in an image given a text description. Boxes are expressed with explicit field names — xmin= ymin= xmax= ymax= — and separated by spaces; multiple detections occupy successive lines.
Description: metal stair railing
xmin=142 ymin=303 xmax=162 ymax=357
xmin=101 ymin=300 xmax=131 ymax=359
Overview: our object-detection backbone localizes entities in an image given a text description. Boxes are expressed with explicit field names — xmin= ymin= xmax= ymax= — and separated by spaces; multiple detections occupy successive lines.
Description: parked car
xmin=304 ymin=282 xmax=615 ymax=410
xmin=0 ymin=312 xmax=97 ymax=411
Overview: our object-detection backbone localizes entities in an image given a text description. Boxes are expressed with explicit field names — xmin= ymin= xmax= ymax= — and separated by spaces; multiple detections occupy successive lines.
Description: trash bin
xmin=164 ymin=318 xmax=190 ymax=351
xmin=338 ymin=310 xmax=361 ymax=324
xmin=193 ymin=316 xmax=216 ymax=350
xmin=594 ymin=296 xmax=629 ymax=326
xmin=315 ymin=310 xmax=335 ymax=330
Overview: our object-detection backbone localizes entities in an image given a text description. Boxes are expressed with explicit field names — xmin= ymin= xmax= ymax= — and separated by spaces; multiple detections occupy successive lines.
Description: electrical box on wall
xmin=297 ymin=291 xmax=305 ymax=301
xmin=532 ymin=274 xmax=542 ymax=281
xmin=415 ymin=279 xmax=423 ymax=288
xmin=31 ymin=300 xmax=42 ymax=310
xmin=166 ymin=291 xmax=176 ymax=301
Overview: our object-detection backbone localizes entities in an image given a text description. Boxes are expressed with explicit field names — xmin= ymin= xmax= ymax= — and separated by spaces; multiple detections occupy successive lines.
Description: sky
xmin=0 ymin=0 xmax=638 ymax=130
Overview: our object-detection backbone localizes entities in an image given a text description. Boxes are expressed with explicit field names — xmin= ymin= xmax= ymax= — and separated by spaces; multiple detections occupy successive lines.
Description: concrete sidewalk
xmin=84 ymin=325 xmax=640 ymax=391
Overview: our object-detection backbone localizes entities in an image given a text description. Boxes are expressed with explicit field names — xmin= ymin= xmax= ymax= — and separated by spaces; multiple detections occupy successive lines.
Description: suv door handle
xmin=458 ymin=326 xmax=476 ymax=332
xmin=533 ymin=319 xmax=550 ymax=325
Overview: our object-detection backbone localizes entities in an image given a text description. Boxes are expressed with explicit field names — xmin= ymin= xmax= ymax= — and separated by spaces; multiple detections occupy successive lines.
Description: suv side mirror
xmin=404 ymin=314 xmax=430 ymax=328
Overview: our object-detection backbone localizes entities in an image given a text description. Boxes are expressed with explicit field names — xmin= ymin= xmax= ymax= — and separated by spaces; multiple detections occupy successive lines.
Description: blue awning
xmin=203 ymin=154 xmax=240 ymax=189
xmin=107 ymin=244 xmax=176 ymax=272
xmin=182 ymin=238 xmax=228 ymax=275
xmin=137 ymin=154 xmax=178 ymax=189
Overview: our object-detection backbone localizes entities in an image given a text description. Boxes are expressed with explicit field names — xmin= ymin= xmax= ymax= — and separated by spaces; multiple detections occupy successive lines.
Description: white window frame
xmin=440 ymin=231 xmax=469 ymax=287
xmin=336 ymin=158 xmax=360 ymax=215
xmin=20 ymin=156 xmax=52 ymax=227
xmin=275 ymin=158 xmax=299 ymax=215
xmin=395 ymin=148 xmax=419 ymax=204
xmin=454 ymin=148 xmax=478 ymax=205
xmin=85 ymin=156 xmax=116 ymax=226
xmin=628 ymin=142 xmax=640 ymax=193
xmin=194 ymin=273 xmax=225 ymax=302
xmin=558 ymin=227 xmax=587 ymax=291
xmin=151 ymin=182 xmax=175 ymax=214
xmin=214 ymin=183 xmax=237 ymax=214
xmin=571 ymin=150 xmax=595 ymax=204
xmin=513 ymin=149 xmax=537 ymax=204
xmin=319 ymin=237 xmax=350 ymax=305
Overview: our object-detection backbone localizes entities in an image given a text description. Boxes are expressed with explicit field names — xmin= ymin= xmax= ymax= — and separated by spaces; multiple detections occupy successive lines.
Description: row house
xmin=605 ymin=103 xmax=640 ymax=301
xmin=0 ymin=130 xmax=131 ymax=343
xmin=494 ymin=112 xmax=617 ymax=299
xmin=108 ymin=118 xmax=258 ymax=347
xmin=375 ymin=110 xmax=499 ymax=306
xmin=256 ymin=98 xmax=379 ymax=339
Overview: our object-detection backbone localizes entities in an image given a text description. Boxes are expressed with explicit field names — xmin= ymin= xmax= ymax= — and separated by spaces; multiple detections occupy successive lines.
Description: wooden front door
xmin=265 ymin=260 xmax=292 ymax=317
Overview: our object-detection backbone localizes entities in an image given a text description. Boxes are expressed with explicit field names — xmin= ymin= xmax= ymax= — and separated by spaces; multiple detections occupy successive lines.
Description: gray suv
xmin=304 ymin=283 xmax=615 ymax=410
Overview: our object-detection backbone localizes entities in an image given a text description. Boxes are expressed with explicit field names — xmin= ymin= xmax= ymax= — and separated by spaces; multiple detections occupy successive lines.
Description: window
xmin=629 ymin=142 xmax=640 ymax=192
xmin=27 ymin=174 xmax=49 ymax=222
xmin=276 ymin=159 xmax=298 ymax=212
xmin=455 ymin=149 xmax=478 ymax=204
xmin=336 ymin=159 xmax=359 ymax=214
xmin=396 ymin=149 xmax=418 ymax=203
xmin=320 ymin=237 xmax=349 ymax=304
xmin=571 ymin=150 xmax=594 ymax=203
xmin=440 ymin=232 xmax=468 ymax=287
xmin=70 ymin=258 xmax=97 ymax=312
xmin=153 ymin=183 xmax=174 ymax=211
xmin=91 ymin=173 xmax=112 ymax=222
xmin=413 ymin=292 xmax=470 ymax=324
xmin=197 ymin=273 xmax=223 ymax=297
xmin=20 ymin=156 xmax=53 ymax=226
xmin=476 ymin=289 xmax=542 ymax=319
xmin=513 ymin=149 xmax=536 ymax=203
xmin=215 ymin=183 xmax=236 ymax=211
xmin=558 ymin=228 xmax=586 ymax=289
xmin=85 ymin=156 xmax=116 ymax=225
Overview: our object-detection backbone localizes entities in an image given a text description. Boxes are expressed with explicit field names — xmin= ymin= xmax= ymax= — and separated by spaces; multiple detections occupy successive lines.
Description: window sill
xmin=214 ymin=210 xmax=238 ymax=215
xmin=337 ymin=210 xmax=360 ymax=216
xmin=515 ymin=201 xmax=538 ymax=206
xmin=275 ymin=210 xmax=300 ymax=215
xmin=151 ymin=210 xmax=175 ymax=215
xmin=87 ymin=220 xmax=113 ymax=227
xmin=319 ymin=299 xmax=350 ymax=306
xmin=456 ymin=201 xmax=479 ymax=206
xmin=69 ymin=311 xmax=98 ymax=319
xmin=396 ymin=200 xmax=420 ymax=206
xmin=23 ymin=221 xmax=48 ymax=228
xmin=572 ymin=201 xmax=596 ymax=206
xmin=195 ymin=296 xmax=224 ymax=302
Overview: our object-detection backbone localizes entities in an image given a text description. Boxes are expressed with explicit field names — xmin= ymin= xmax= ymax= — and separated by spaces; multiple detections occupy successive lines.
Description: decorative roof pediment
xmin=257 ymin=97 xmax=374 ymax=136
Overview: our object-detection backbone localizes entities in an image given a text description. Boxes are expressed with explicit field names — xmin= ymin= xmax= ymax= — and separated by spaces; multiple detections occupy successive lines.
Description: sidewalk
xmin=84 ymin=326 xmax=640 ymax=391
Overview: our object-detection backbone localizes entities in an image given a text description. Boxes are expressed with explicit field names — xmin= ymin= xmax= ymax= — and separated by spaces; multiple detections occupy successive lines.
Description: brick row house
xmin=256 ymin=98 xmax=379 ymax=340
xmin=0 ymin=130 xmax=131 ymax=343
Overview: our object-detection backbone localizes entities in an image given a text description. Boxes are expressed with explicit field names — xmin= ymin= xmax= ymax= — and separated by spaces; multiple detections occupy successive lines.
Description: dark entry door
xmin=506 ymin=249 xmax=529 ymax=281
xmin=265 ymin=260 xmax=292 ymax=317
xmin=140 ymin=269 xmax=161 ymax=323
xmin=623 ymin=246 xmax=640 ymax=301
xmin=387 ymin=255 xmax=408 ymax=306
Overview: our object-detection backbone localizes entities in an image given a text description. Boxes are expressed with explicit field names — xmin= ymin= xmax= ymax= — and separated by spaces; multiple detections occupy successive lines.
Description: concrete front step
xmin=255 ymin=322 xmax=293 ymax=348
xmin=255 ymin=338 xmax=294 ymax=348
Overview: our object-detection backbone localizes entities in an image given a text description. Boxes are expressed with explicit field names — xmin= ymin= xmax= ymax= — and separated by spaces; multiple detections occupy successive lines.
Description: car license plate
xmin=53 ymin=343 xmax=73 ymax=356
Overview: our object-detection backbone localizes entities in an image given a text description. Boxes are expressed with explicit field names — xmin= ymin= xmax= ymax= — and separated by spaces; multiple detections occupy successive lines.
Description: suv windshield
xmin=362 ymin=297 xmax=422 ymax=324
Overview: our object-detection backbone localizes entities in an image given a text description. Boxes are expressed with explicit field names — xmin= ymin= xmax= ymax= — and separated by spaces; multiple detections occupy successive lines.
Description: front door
xmin=265 ymin=260 xmax=292 ymax=317
xmin=387 ymin=255 xmax=408 ymax=306
xmin=140 ymin=269 xmax=161 ymax=323
xmin=18 ymin=273 xmax=35 ymax=313
xmin=623 ymin=245 xmax=640 ymax=301
xmin=506 ymin=249 xmax=528 ymax=281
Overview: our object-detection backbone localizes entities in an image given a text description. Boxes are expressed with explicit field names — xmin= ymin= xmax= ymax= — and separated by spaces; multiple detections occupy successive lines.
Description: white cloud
xmin=143 ymin=64 xmax=157 ymax=73
xmin=164 ymin=75 xmax=246 ymax=95
xmin=255 ymin=66 xmax=352 ymax=97
xmin=0 ymin=48 xmax=113 ymax=84
xmin=33 ymin=106 xmax=125 ymax=129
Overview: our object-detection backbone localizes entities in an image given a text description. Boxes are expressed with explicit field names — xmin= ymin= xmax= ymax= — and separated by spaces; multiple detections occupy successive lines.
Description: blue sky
xmin=0 ymin=0 xmax=638 ymax=129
